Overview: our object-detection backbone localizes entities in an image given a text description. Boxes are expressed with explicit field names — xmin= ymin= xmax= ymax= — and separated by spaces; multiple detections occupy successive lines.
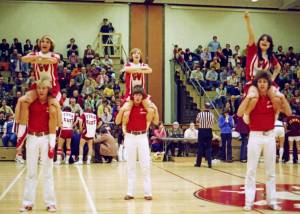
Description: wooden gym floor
xmin=0 ymin=160 xmax=299 ymax=213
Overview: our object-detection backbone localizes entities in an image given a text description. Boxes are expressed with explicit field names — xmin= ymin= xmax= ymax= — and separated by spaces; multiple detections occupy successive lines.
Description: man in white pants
xmin=20 ymin=76 xmax=56 ymax=212
xmin=116 ymin=85 xmax=158 ymax=200
xmin=237 ymin=71 xmax=291 ymax=211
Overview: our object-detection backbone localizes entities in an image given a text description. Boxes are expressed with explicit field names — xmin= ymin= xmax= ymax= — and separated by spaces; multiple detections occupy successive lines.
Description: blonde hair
xmin=38 ymin=35 xmax=55 ymax=52
xmin=129 ymin=48 xmax=143 ymax=63
xmin=36 ymin=75 xmax=52 ymax=89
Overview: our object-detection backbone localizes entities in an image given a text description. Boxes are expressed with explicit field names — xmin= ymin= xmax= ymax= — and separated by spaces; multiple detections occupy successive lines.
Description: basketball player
xmin=15 ymin=35 xmax=62 ymax=164
xmin=19 ymin=76 xmax=56 ymax=212
xmin=55 ymin=106 xmax=76 ymax=165
xmin=119 ymin=48 xmax=159 ymax=134
xmin=75 ymin=107 xmax=101 ymax=165
xmin=237 ymin=72 xmax=290 ymax=211
xmin=285 ymin=115 xmax=300 ymax=164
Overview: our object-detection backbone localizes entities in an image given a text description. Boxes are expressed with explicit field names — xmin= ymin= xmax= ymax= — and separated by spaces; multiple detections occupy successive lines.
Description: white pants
xmin=124 ymin=133 xmax=151 ymax=197
xmin=22 ymin=135 xmax=56 ymax=207
xmin=245 ymin=130 xmax=276 ymax=206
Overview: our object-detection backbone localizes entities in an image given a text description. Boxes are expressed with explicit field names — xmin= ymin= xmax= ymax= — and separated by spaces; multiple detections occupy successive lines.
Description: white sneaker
xmin=19 ymin=205 xmax=33 ymax=212
xmin=54 ymin=160 xmax=61 ymax=165
xmin=15 ymin=156 xmax=25 ymax=164
xmin=46 ymin=205 xmax=56 ymax=212
xmin=65 ymin=159 xmax=69 ymax=164
xmin=243 ymin=205 xmax=252 ymax=211
xmin=74 ymin=160 xmax=83 ymax=165
xmin=86 ymin=159 xmax=91 ymax=165
xmin=269 ymin=204 xmax=281 ymax=211
xmin=286 ymin=160 xmax=293 ymax=164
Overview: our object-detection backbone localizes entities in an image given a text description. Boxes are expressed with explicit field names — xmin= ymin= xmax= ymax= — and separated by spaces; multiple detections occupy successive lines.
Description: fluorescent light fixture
xmin=251 ymin=0 xmax=259 ymax=2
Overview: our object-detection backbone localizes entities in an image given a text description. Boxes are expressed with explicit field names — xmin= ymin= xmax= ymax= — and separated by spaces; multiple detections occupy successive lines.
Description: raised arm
xmin=244 ymin=11 xmax=255 ymax=46
xmin=22 ymin=53 xmax=58 ymax=64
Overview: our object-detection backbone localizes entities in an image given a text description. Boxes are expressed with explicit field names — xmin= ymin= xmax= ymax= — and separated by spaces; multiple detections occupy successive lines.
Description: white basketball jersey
xmin=82 ymin=112 xmax=97 ymax=138
xmin=62 ymin=111 xmax=76 ymax=130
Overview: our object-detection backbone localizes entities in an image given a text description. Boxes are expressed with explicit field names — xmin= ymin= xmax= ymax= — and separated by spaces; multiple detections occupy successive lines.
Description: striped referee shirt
xmin=196 ymin=111 xmax=214 ymax=129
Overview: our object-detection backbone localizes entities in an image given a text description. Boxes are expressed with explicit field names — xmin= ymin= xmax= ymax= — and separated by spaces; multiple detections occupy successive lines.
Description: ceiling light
xmin=251 ymin=0 xmax=259 ymax=2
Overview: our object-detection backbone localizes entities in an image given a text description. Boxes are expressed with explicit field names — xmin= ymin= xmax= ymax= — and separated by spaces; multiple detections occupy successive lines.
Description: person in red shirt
xmin=15 ymin=35 xmax=62 ymax=161
xmin=119 ymin=48 xmax=159 ymax=134
xmin=237 ymin=72 xmax=291 ymax=211
xmin=116 ymin=85 xmax=158 ymax=201
xmin=19 ymin=76 xmax=56 ymax=212
xmin=242 ymin=12 xmax=290 ymax=124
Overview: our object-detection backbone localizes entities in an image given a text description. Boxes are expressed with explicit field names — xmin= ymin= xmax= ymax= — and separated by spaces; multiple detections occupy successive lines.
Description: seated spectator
xmin=58 ymin=67 xmax=71 ymax=90
xmin=97 ymin=99 xmax=110 ymax=119
xmin=184 ymin=122 xmax=198 ymax=139
xmin=0 ymin=38 xmax=10 ymax=61
xmin=23 ymin=39 xmax=33 ymax=55
xmin=166 ymin=121 xmax=184 ymax=157
xmin=84 ymin=94 xmax=95 ymax=112
xmin=2 ymin=113 xmax=17 ymax=147
xmin=190 ymin=66 xmax=206 ymax=94
xmin=194 ymin=45 xmax=203 ymax=55
xmin=0 ymin=111 xmax=6 ymax=136
xmin=75 ymin=66 xmax=87 ymax=90
xmin=103 ymin=83 xmax=114 ymax=100
xmin=83 ymin=44 xmax=95 ymax=65
xmin=113 ymin=80 xmax=121 ymax=93
xmin=227 ymin=72 xmax=239 ymax=95
xmin=215 ymin=83 xmax=227 ymax=109
xmin=101 ymin=54 xmax=114 ymax=72
xmin=209 ymin=57 xmax=220 ymax=70
xmin=291 ymin=89 xmax=300 ymax=115
xmin=91 ymin=54 xmax=101 ymax=67
xmin=69 ymin=52 xmax=79 ymax=68
xmin=94 ymin=127 xmax=118 ymax=163
xmin=11 ymin=91 xmax=22 ymax=110
xmin=205 ymin=68 xmax=219 ymax=89
xmin=66 ymin=78 xmax=79 ymax=97
xmin=216 ymin=47 xmax=227 ymax=67
xmin=69 ymin=97 xmax=83 ymax=115
xmin=200 ymin=48 xmax=212 ymax=67
xmin=222 ymin=44 xmax=233 ymax=65
xmin=66 ymin=38 xmax=79 ymax=57
xmin=150 ymin=122 xmax=166 ymax=152
xmin=10 ymin=38 xmax=22 ymax=54
xmin=233 ymin=63 xmax=244 ymax=80
xmin=72 ymin=89 xmax=84 ymax=107
xmin=101 ymin=105 xmax=113 ymax=125
xmin=281 ymin=83 xmax=293 ymax=101
xmin=33 ymin=38 xmax=40 ymax=52
xmin=0 ymin=100 xmax=13 ymax=116
xmin=81 ymin=79 xmax=95 ymax=97
xmin=13 ymin=72 xmax=26 ymax=95
xmin=219 ymin=69 xmax=228 ymax=83
xmin=59 ymin=90 xmax=69 ymax=107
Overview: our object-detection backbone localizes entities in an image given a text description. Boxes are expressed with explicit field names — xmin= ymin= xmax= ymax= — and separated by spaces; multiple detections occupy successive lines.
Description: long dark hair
xmin=256 ymin=34 xmax=274 ymax=62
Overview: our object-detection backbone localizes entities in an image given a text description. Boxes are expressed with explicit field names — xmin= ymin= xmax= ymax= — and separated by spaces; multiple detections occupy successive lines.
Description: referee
xmin=195 ymin=103 xmax=214 ymax=168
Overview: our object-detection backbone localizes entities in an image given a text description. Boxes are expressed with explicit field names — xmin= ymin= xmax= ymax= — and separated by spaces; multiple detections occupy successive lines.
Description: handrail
xmin=121 ymin=45 xmax=128 ymax=61
xmin=181 ymin=60 xmax=220 ymax=117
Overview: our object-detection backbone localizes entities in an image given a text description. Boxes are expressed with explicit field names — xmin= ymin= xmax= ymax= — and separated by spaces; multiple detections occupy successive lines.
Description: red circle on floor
xmin=194 ymin=184 xmax=300 ymax=211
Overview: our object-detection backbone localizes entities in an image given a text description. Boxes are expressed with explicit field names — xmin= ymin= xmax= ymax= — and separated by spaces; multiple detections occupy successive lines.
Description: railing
xmin=96 ymin=33 xmax=122 ymax=58
xmin=181 ymin=61 xmax=220 ymax=118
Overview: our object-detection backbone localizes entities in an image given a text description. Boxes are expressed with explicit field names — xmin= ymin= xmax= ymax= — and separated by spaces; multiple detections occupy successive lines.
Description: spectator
xmin=218 ymin=110 xmax=234 ymax=162
xmin=75 ymin=66 xmax=87 ymax=89
xmin=10 ymin=38 xmax=22 ymax=54
xmin=235 ymin=116 xmax=250 ymax=162
xmin=209 ymin=57 xmax=220 ymax=70
xmin=150 ymin=122 xmax=166 ymax=152
xmin=100 ymin=18 xmax=115 ymax=55
xmin=205 ymin=68 xmax=219 ymax=89
xmin=290 ymin=89 xmax=300 ymax=114
xmin=81 ymin=79 xmax=95 ymax=97
xmin=94 ymin=127 xmax=118 ymax=163
xmin=66 ymin=78 xmax=79 ymax=97
xmin=72 ymin=89 xmax=84 ymax=107
xmin=207 ymin=36 xmax=221 ymax=58
xmin=0 ymin=100 xmax=13 ymax=116
xmin=0 ymin=111 xmax=6 ymax=136
xmin=101 ymin=105 xmax=113 ymax=125
xmin=83 ymin=44 xmax=95 ymax=65
xmin=91 ymin=54 xmax=101 ymax=67
xmin=84 ymin=94 xmax=95 ymax=112
xmin=184 ymin=122 xmax=198 ymax=139
xmin=66 ymin=38 xmax=78 ymax=57
xmin=23 ymin=39 xmax=33 ymax=55
xmin=166 ymin=121 xmax=184 ymax=157
xmin=215 ymin=83 xmax=227 ymax=109
xmin=0 ymin=38 xmax=10 ymax=61
xmin=69 ymin=52 xmax=79 ymax=68
xmin=222 ymin=43 xmax=233 ymax=65
xmin=103 ymin=83 xmax=114 ymax=100
xmin=2 ymin=113 xmax=17 ymax=147
xmin=33 ymin=38 xmax=40 ymax=52
xmin=69 ymin=97 xmax=83 ymax=115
